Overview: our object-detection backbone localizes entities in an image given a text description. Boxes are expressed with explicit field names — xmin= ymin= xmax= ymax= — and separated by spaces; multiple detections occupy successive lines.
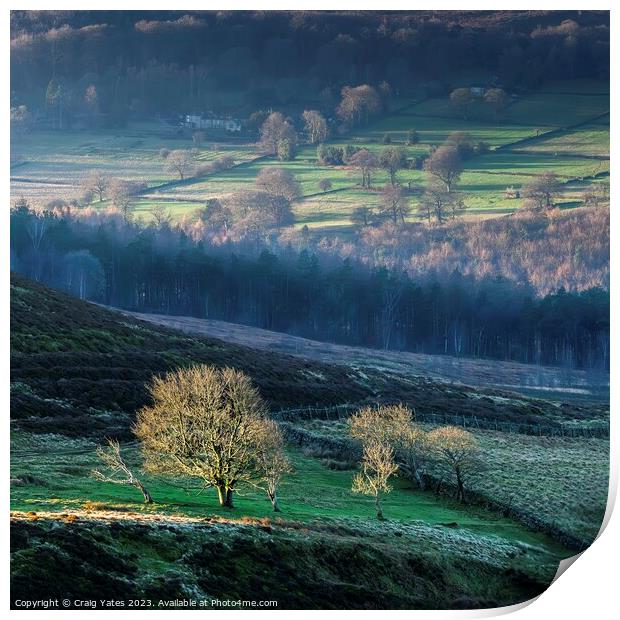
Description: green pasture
xmin=10 ymin=80 xmax=610 ymax=228
xmin=10 ymin=431 xmax=569 ymax=557
xmin=296 ymin=419 xmax=609 ymax=545
xmin=513 ymin=124 xmax=610 ymax=157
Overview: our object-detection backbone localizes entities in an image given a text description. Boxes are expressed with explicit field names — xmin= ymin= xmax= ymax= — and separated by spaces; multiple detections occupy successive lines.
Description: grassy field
xmin=10 ymin=430 xmax=570 ymax=555
xmin=9 ymin=275 xmax=607 ymax=607
xmin=10 ymin=80 xmax=609 ymax=231
xmin=294 ymin=418 xmax=609 ymax=548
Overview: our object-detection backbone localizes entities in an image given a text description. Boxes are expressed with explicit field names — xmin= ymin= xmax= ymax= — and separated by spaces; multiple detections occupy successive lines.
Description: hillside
xmin=11 ymin=275 xmax=608 ymax=439
xmin=11 ymin=274 xmax=591 ymax=609
xmin=125 ymin=310 xmax=610 ymax=403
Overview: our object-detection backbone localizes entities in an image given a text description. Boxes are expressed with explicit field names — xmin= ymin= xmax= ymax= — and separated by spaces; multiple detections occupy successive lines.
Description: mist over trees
xmin=10 ymin=203 xmax=609 ymax=370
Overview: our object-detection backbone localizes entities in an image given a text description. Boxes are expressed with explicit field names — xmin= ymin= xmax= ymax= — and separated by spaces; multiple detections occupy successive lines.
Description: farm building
xmin=184 ymin=113 xmax=242 ymax=132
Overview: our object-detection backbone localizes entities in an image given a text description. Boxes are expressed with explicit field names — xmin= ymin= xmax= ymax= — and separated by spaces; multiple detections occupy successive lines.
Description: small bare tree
xmin=91 ymin=438 xmax=153 ymax=503
xmin=81 ymin=170 xmax=109 ymax=202
xmin=164 ymin=149 xmax=196 ymax=180
xmin=352 ymin=441 xmax=398 ymax=520
xmin=254 ymin=419 xmax=291 ymax=512
xmin=427 ymin=426 xmax=480 ymax=502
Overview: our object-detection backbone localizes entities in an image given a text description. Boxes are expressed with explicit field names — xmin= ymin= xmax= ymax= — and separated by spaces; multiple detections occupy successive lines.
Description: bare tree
xmin=350 ymin=205 xmax=374 ymax=228
xmin=379 ymin=146 xmax=407 ymax=186
xmin=396 ymin=424 xmax=430 ymax=490
xmin=418 ymin=181 xmax=467 ymax=223
xmin=302 ymin=110 xmax=329 ymax=144
xmin=427 ymin=426 xmax=480 ymax=502
xmin=380 ymin=183 xmax=410 ymax=224
xmin=91 ymin=438 xmax=153 ymax=504
xmin=347 ymin=149 xmax=378 ymax=189
xmin=352 ymin=441 xmax=398 ymax=520
xmin=81 ymin=170 xmax=109 ymax=203
xmin=258 ymin=112 xmax=297 ymax=156
xmin=337 ymin=85 xmax=382 ymax=126
xmin=255 ymin=167 xmax=301 ymax=201
xmin=164 ymin=149 xmax=196 ymax=180
xmin=134 ymin=365 xmax=273 ymax=508
xmin=151 ymin=203 xmax=172 ymax=229
xmin=109 ymin=179 xmax=136 ymax=222
xmin=254 ymin=419 xmax=291 ymax=512
xmin=423 ymin=145 xmax=463 ymax=193
xmin=522 ymin=172 xmax=561 ymax=210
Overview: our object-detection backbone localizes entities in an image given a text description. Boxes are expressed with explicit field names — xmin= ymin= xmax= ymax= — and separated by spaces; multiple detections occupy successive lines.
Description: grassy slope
xmin=126 ymin=310 xmax=610 ymax=405
xmin=10 ymin=513 xmax=560 ymax=610
xmin=10 ymin=276 xmax=580 ymax=608
xmin=10 ymin=81 xmax=609 ymax=229
xmin=11 ymin=275 xmax=608 ymax=441
xmin=293 ymin=419 xmax=609 ymax=548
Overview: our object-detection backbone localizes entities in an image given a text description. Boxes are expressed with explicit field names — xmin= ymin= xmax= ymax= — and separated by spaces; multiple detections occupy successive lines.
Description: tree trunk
xmin=135 ymin=481 xmax=153 ymax=504
xmin=216 ymin=485 xmax=227 ymax=507
xmin=269 ymin=491 xmax=281 ymax=512
xmin=225 ymin=488 xmax=234 ymax=508
xmin=375 ymin=494 xmax=384 ymax=520
xmin=455 ymin=467 xmax=465 ymax=502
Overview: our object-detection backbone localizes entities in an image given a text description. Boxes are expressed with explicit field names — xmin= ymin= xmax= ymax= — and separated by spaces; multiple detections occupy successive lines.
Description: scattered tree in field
xmin=227 ymin=190 xmax=294 ymax=230
xmin=427 ymin=426 xmax=480 ymax=502
xmin=109 ymin=179 xmax=136 ymax=222
xmin=352 ymin=441 xmax=398 ymax=520
xmin=336 ymin=84 xmax=382 ymax=126
xmin=349 ymin=404 xmax=413 ymax=452
xmin=81 ymin=170 xmax=109 ymax=203
xmin=522 ymin=172 xmax=561 ymax=210
xmin=151 ymin=204 xmax=172 ymax=229
xmin=255 ymin=168 xmax=301 ymax=201
xmin=259 ymin=112 xmax=297 ymax=157
xmin=347 ymin=149 xmax=378 ymax=188
xmin=396 ymin=424 xmax=430 ymax=490
xmin=380 ymin=183 xmax=410 ymax=224
xmin=318 ymin=179 xmax=333 ymax=193
xmin=484 ymin=88 xmax=509 ymax=120
xmin=302 ymin=110 xmax=329 ymax=144
xmin=254 ymin=419 xmax=291 ymax=512
xmin=199 ymin=198 xmax=233 ymax=233
xmin=91 ymin=438 xmax=153 ymax=503
xmin=423 ymin=145 xmax=462 ymax=193
xmin=382 ymin=133 xmax=392 ymax=144
xmin=159 ymin=147 xmax=170 ymax=160
xmin=418 ymin=181 xmax=466 ymax=223
xmin=317 ymin=144 xmax=344 ymax=165
xmin=351 ymin=205 xmax=374 ymax=228
xmin=164 ymin=149 xmax=195 ymax=180
xmin=379 ymin=146 xmax=407 ymax=185
xmin=450 ymin=88 xmax=475 ymax=119
xmin=446 ymin=131 xmax=474 ymax=160
xmin=135 ymin=365 xmax=274 ymax=508
xmin=276 ymin=137 xmax=296 ymax=161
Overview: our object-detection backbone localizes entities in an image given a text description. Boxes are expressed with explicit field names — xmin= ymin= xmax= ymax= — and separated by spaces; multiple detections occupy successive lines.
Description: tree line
xmin=10 ymin=11 xmax=609 ymax=126
xmin=10 ymin=203 xmax=609 ymax=370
